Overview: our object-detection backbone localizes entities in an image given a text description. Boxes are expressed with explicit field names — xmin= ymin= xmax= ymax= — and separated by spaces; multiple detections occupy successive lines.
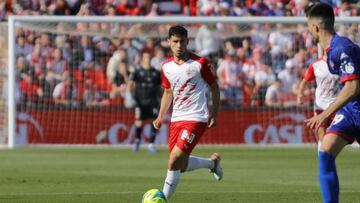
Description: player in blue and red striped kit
xmin=305 ymin=2 xmax=360 ymax=203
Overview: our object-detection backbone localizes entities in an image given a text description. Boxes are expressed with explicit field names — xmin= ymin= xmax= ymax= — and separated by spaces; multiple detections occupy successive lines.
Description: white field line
xmin=0 ymin=143 xmax=358 ymax=149
xmin=0 ymin=190 xmax=359 ymax=196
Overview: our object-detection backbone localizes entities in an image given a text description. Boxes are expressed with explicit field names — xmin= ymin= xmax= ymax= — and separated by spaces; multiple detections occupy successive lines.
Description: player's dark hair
xmin=305 ymin=2 xmax=335 ymax=32
xmin=168 ymin=25 xmax=188 ymax=39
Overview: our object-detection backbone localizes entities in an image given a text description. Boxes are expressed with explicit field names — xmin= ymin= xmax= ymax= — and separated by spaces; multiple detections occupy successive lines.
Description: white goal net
xmin=2 ymin=16 xmax=360 ymax=148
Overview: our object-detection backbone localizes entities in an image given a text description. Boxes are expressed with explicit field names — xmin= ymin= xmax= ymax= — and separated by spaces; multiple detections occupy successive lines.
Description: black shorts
xmin=135 ymin=106 xmax=159 ymax=120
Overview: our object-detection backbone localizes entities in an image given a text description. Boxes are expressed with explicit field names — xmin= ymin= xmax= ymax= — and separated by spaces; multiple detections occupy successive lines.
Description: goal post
xmin=4 ymin=15 xmax=360 ymax=148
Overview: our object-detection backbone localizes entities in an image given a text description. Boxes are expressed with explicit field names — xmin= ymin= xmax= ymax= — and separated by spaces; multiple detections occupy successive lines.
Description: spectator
xmin=19 ymin=72 xmax=43 ymax=103
xmin=15 ymin=35 xmax=33 ymax=58
xmin=249 ymin=0 xmax=274 ymax=16
xmin=76 ymin=3 xmax=93 ymax=32
xmin=242 ymin=47 xmax=263 ymax=82
xmin=53 ymin=71 xmax=78 ymax=106
xmin=138 ymin=0 xmax=154 ymax=15
xmin=46 ymin=48 xmax=67 ymax=84
xmin=254 ymin=64 xmax=275 ymax=89
xmin=121 ymin=36 xmax=140 ymax=65
xmin=277 ymin=59 xmax=298 ymax=94
xmin=0 ymin=0 xmax=10 ymax=21
xmin=54 ymin=35 xmax=71 ymax=60
xmin=51 ymin=0 xmax=71 ymax=15
xmin=150 ymin=45 xmax=166 ymax=71
xmin=109 ymin=61 xmax=128 ymax=99
xmin=241 ymin=37 xmax=252 ymax=58
xmin=79 ymin=36 xmax=95 ymax=67
xmin=39 ymin=33 xmax=53 ymax=59
xmin=36 ymin=71 xmax=52 ymax=104
xmin=16 ymin=56 xmax=31 ymax=81
xmin=27 ymin=44 xmax=45 ymax=77
xmin=195 ymin=24 xmax=222 ymax=58
xmin=232 ymin=0 xmax=248 ymax=16
xmin=102 ymin=5 xmax=120 ymax=34
xmin=265 ymin=79 xmax=282 ymax=107
xmin=116 ymin=0 xmax=140 ymax=15
xmin=83 ymin=83 xmax=110 ymax=107
xmin=251 ymin=64 xmax=275 ymax=107
xmin=107 ymin=48 xmax=128 ymax=83
xmin=217 ymin=49 xmax=244 ymax=108
xmin=268 ymin=24 xmax=293 ymax=58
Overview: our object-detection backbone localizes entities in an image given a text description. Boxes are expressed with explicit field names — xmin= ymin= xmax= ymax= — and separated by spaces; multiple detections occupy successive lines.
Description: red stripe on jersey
xmin=189 ymin=53 xmax=216 ymax=85
xmin=189 ymin=83 xmax=197 ymax=91
xmin=179 ymin=78 xmax=191 ymax=92
xmin=161 ymin=57 xmax=174 ymax=89
xmin=200 ymin=59 xmax=216 ymax=85
xmin=340 ymin=74 xmax=359 ymax=83
xmin=179 ymin=95 xmax=190 ymax=107
xmin=161 ymin=68 xmax=171 ymax=89
xmin=304 ymin=62 xmax=315 ymax=81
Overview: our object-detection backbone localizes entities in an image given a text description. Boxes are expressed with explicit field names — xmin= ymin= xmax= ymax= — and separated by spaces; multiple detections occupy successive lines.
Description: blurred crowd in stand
xmin=0 ymin=0 xmax=359 ymax=109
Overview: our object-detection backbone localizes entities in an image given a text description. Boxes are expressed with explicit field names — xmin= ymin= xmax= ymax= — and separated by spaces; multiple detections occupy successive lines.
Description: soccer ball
xmin=141 ymin=189 xmax=167 ymax=203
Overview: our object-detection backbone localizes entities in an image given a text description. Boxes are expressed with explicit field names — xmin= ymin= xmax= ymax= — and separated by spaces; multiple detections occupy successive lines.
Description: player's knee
xmin=168 ymin=153 xmax=187 ymax=171
xmin=319 ymin=145 xmax=331 ymax=154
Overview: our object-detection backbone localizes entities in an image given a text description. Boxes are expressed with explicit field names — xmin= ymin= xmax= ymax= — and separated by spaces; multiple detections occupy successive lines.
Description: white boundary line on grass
xmin=1 ymin=190 xmax=360 ymax=196
xmin=1 ymin=143 xmax=358 ymax=150
xmin=0 ymin=143 xmax=319 ymax=149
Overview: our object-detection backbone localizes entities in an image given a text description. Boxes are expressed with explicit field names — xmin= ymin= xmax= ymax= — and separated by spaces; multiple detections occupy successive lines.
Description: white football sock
xmin=318 ymin=141 xmax=322 ymax=153
xmin=162 ymin=170 xmax=180 ymax=200
xmin=186 ymin=156 xmax=214 ymax=172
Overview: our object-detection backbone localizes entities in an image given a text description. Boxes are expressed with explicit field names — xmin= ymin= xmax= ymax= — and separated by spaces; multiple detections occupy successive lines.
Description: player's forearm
xmin=158 ymin=89 xmax=173 ymax=119
xmin=298 ymin=80 xmax=308 ymax=96
xmin=210 ymin=83 xmax=220 ymax=117
xmin=323 ymin=80 xmax=360 ymax=117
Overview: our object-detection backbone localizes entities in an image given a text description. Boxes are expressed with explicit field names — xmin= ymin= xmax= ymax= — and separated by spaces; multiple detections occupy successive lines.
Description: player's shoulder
xmin=162 ymin=56 xmax=174 ymax=67
xmin=332 ymin=35 xmax=357 ymax=53
xmin=189 ymin=53 xmax=209 ymax=65
xmin=310 ymin=58 xmax=327 ymax=68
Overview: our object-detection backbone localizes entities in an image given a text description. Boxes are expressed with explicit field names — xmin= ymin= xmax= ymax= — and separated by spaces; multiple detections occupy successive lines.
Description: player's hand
xmin=153 ymin=117 xmax=162 ymax=130
xmin=297 ymin=93 xmax=305 ymax=104
xmin=208 ymin=116 xmax=217 ymax=128
xmin=305 ymin=113 xmax=327 ymax=131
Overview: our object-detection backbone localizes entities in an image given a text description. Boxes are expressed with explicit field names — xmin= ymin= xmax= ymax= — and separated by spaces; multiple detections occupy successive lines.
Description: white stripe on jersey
xmin=308 ymin=59 xmax=339 ymax=110
xmin=162 ymin=54 xmax=213 ymax=122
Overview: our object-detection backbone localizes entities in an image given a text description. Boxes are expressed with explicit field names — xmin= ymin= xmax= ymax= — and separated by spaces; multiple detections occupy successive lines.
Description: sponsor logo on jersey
xmin=340 ymin=52 xmax=349 ymax=60
xmin=344 ymin=63 xmax=355 ymax=74
xmin=181 ymin=130 xmax=195 ymax=144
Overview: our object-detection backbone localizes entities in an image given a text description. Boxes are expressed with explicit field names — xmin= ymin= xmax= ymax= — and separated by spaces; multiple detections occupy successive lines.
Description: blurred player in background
xmin=297 ymin=58 xmax=339 ymax=152
xmin=153 ymin=25 xmax=223 ymax=201
xmin=126 ymin=51 xmax=162 ymax=153
xmin=305 ymin=3 xmax=360 ymax=203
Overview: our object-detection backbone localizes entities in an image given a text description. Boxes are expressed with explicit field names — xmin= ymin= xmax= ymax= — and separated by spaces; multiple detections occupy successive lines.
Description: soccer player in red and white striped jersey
xmin=297 ymin=58 xmax=339 ymax=151
xmin=153 ymin=25 xmax=223 ymax=201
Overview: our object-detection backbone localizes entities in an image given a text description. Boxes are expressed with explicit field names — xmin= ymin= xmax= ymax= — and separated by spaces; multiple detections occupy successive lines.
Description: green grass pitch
xmin=0 ymin=146 xmax=359 ymax=203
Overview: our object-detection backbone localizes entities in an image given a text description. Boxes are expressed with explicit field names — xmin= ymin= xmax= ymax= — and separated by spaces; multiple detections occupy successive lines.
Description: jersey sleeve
xmin=336 ymin=46 xmax=360 ymax=83
xmin=200 ymin=58 xmax=216 ymax=85
xmin=304 ymin=62 xmax=315 ymax=82
xmin=161 ymin=68 xmax=171 ymax=89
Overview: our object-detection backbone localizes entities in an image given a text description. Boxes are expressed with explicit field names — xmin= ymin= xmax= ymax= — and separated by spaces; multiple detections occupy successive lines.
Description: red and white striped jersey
xmin=304 ymin=59 xmax=339 ymax=110
xmin=161 ymin=53 xmax=216 ymax=122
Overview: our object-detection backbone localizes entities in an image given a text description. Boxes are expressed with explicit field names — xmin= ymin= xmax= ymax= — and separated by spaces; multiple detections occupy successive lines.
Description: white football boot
xmin=210 ymin=153 xmax=223 ymax=181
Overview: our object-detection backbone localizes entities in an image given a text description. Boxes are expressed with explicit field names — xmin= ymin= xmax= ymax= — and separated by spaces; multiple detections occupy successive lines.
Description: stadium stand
xmin=1 ymin=0 xmax=359 ymax=109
